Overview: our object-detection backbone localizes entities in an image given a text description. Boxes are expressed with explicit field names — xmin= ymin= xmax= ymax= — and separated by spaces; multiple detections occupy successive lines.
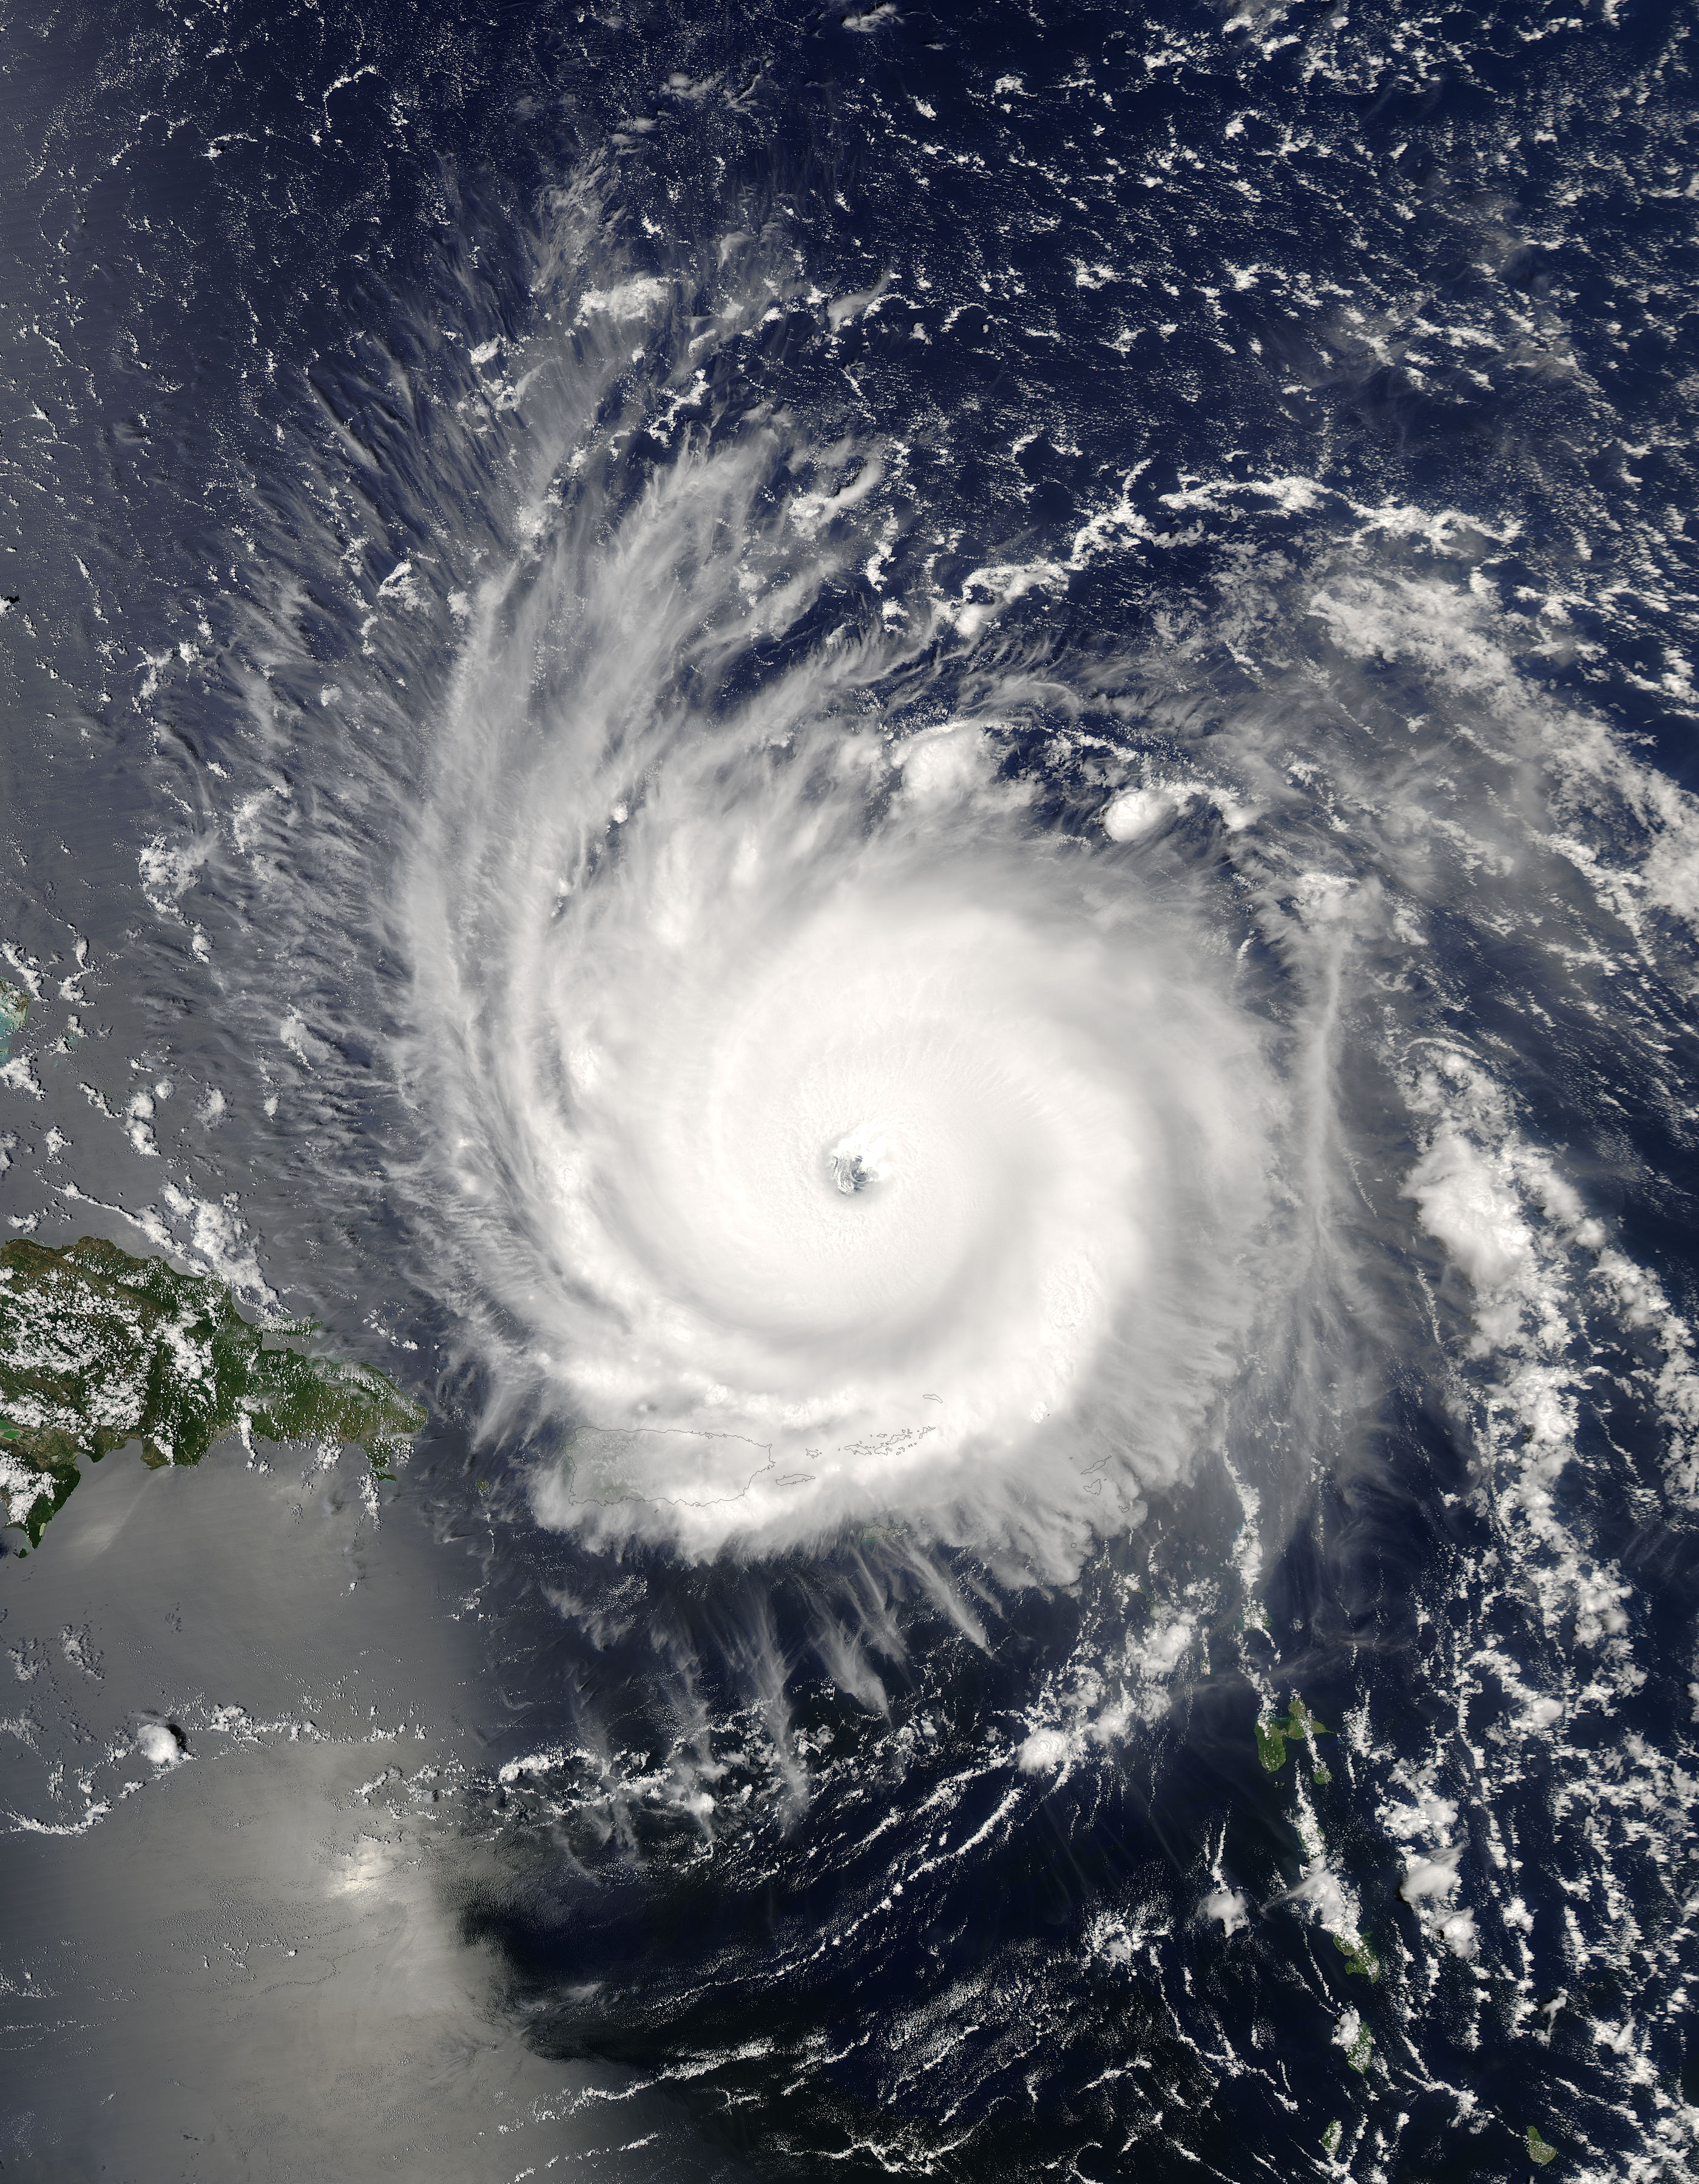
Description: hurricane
xmin=402 ymin=380 xmax=1277 ymax=1566
xmin=7 ymin=0 xmax=1699 ymax=2176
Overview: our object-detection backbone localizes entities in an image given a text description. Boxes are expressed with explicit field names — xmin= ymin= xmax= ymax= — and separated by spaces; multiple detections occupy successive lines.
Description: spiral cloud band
xmin=404 ymin=393 xmax=1277 ymax=1565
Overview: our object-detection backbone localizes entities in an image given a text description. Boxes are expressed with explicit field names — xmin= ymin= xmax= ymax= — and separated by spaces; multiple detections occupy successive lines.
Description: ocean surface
xmin=4 ymin=0 xmax=1699 ymax=2176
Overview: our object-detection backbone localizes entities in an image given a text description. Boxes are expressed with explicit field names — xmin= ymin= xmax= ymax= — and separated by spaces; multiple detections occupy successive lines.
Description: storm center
xmin=826 ymin=1121 xmax=894 ymax=1197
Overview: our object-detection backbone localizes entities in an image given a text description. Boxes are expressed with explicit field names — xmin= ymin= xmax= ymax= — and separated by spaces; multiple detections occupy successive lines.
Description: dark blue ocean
xmin=4 ymin=1 xmax=1699 ymax=2177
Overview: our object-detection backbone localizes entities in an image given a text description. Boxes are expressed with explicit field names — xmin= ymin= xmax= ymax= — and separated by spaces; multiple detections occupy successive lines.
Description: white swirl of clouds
xmin=400 ymin=402 xmax=1280 ymax=1567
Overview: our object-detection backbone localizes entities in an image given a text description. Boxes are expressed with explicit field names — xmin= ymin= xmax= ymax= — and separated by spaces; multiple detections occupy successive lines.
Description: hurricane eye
xmin=826 ymin=1122 xmax=893 ymax=1196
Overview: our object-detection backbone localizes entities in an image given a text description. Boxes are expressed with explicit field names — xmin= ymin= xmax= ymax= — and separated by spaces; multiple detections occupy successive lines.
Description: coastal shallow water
xmin=1 ymin=1446 xmax=740 ymax=2180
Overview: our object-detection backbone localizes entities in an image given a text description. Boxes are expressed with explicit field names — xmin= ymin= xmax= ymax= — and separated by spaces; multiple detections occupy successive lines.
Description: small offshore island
xmin=0 ymin=1236 xmax=425 ymax=1549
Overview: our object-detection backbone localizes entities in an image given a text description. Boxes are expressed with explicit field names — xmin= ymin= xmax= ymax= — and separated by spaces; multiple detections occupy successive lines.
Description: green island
xmin=1333 ymin=1932 xmax=1380 ymax=1980
xmin=0 ymin=1237 xmax=425 ymax=1549
xmin=0 ymin=980 xmax=27 ymax=1061
xmin=1255 ymin=1694 xmax=1331 ymax=1773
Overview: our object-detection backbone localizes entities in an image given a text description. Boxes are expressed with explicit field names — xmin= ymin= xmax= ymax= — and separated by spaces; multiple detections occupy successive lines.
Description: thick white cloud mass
xmin=399 ymin=396 xmax=1277 ymax=1566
